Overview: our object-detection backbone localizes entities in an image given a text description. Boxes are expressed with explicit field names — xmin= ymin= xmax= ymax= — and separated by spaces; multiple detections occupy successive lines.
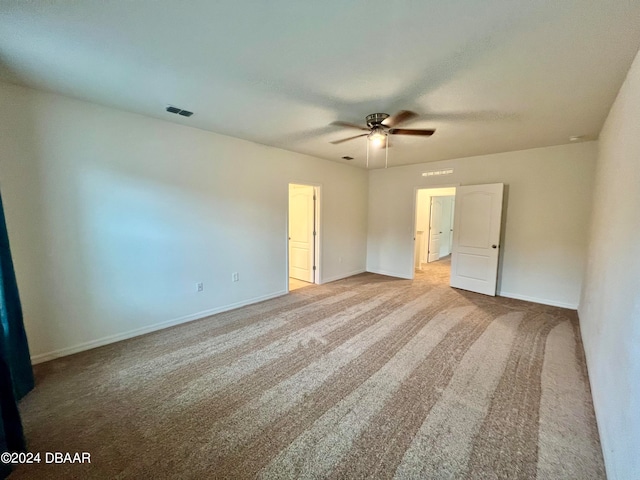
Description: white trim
xmin=321 ymin=269 xmax=366 ymax=284
xmin=365 ymin=268 xmax=412 ymax=280
xmin=497 ymin=291 xmax=577 ymax=309
xmin=30 ymin=290 xmax=287 ymax=364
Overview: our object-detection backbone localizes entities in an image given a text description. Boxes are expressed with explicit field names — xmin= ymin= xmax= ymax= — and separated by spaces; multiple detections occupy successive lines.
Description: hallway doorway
xmin=414 ymin=187 xmax=456 ymax=277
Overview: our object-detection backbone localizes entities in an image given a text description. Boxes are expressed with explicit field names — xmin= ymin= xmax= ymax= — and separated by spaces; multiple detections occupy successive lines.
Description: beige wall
xmin=0 ymin=81 xmax=368 ymax=362
xmin=367 ymin=142 xmax=597 ymax=308
xmin=579 ymin=48 xmax=640 ymax=480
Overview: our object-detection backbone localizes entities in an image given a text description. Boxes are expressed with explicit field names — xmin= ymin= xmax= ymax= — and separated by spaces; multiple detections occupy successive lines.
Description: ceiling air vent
xmin=422 ymin=168 xmax=453 ymax=177
xmin=165 ymin=105 xmax=194 ymax=117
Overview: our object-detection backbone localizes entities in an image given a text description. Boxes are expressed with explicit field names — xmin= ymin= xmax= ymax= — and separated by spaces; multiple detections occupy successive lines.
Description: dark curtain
xmin=0 ymin=191 xmax=33 ymax=478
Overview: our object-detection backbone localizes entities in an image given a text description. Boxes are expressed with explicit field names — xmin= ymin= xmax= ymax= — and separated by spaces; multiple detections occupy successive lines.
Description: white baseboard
xmin=365 ymin=268 xmax=412 ymax=280
xmin=497 ymin=291 xmax=577 ymax=310
xmin=30 ymin=290 xmax=288 ymax=365
xmin=321 ymin=269 xmax=366 ymax=284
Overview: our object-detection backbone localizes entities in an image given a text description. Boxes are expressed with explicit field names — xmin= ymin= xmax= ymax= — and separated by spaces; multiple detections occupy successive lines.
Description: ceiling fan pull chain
xmin=366 ymin=137 xmax=370 ymax=169
xmin=385 ymin=137 xmax=389 ymax=169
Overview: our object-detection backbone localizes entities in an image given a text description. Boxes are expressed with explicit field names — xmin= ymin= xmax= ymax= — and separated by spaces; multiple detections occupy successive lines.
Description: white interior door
xmin=428 ymin=197 xmax=443 ymax=262
xmin=289 ymin=184 xmax=315 ymax=282
xmin=439 ymin=196 xmax=455 ymax=257
xmin=450 ymin=183 xmax=504 ymax=296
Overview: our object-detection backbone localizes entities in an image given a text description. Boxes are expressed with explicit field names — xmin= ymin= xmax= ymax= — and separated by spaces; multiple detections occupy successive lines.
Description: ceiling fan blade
xmin=388 ymin=128 xmax=436 ymax=136
xmin=330 ymin=133 xmax=369 ymax=144
xmin=382 ymin=110 xmax=418 ymax=127
xmin=330 ymin=121 xmax=370 ymax=131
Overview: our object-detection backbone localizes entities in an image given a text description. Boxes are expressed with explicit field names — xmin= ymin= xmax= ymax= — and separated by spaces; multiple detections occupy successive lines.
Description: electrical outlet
xmin=232 ymin=272 xmax=239 ymax=282
xmin=196 ymin=282 xmax=204 ymax=292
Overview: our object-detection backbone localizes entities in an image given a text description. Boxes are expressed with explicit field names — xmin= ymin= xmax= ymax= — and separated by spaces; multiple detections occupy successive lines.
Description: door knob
xmin=492 ymin=245 xmax=498 ymax=249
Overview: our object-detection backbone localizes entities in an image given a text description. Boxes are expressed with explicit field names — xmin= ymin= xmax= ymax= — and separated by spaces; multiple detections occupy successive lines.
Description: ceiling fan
xmin=330 ymin=111 xmax=435 ymax=147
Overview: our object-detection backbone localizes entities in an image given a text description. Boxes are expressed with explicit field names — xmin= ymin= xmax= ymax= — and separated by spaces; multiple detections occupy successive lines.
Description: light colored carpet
xmin=12 ymin=261 xmax=605 ymax=479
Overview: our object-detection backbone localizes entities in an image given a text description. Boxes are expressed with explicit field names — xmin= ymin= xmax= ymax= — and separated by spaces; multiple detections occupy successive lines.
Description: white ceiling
xmin=1 ymin=1 xmax=640 ymax=169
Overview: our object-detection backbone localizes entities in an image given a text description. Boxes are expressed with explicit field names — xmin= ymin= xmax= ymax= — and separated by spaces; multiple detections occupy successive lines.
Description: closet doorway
xmin=288 ymin=184 xmax=320 ymax=291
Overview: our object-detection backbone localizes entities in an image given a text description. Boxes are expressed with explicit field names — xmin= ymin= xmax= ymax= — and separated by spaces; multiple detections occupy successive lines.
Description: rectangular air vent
xmin=422 ymin=168 xmax=453 ymax=177
xmin=165 ymin=105 xmax=194 ymax=117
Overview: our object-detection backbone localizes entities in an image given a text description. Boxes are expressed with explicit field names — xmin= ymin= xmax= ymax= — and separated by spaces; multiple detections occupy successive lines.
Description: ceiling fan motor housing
xmin=366 ymin=113 xmax=390 ymax=128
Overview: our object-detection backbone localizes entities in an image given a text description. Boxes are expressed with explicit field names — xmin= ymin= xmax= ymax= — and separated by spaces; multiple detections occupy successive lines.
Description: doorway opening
xmin=414 ymin=187 xmax=457 ymax=280
xmin=288 ymin=183 xmax=320 ymax=291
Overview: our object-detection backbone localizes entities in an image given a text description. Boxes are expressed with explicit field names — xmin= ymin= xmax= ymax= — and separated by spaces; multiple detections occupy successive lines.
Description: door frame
xmin=287 ymin=182 xmax=321 ymax=290
xmin=412 ymin=184 xmax=459 ymax=279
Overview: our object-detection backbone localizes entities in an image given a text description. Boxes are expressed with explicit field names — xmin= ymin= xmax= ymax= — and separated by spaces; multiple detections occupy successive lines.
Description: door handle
xmin=492 ymin=245 xmax=498 ymax=249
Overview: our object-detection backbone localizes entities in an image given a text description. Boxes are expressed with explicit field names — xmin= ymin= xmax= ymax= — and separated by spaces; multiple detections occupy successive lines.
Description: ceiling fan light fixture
xmin=368 ymin=127 xmax=387 ymax=148
xmin=366 ymin=126 xmax=390 ymax=169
